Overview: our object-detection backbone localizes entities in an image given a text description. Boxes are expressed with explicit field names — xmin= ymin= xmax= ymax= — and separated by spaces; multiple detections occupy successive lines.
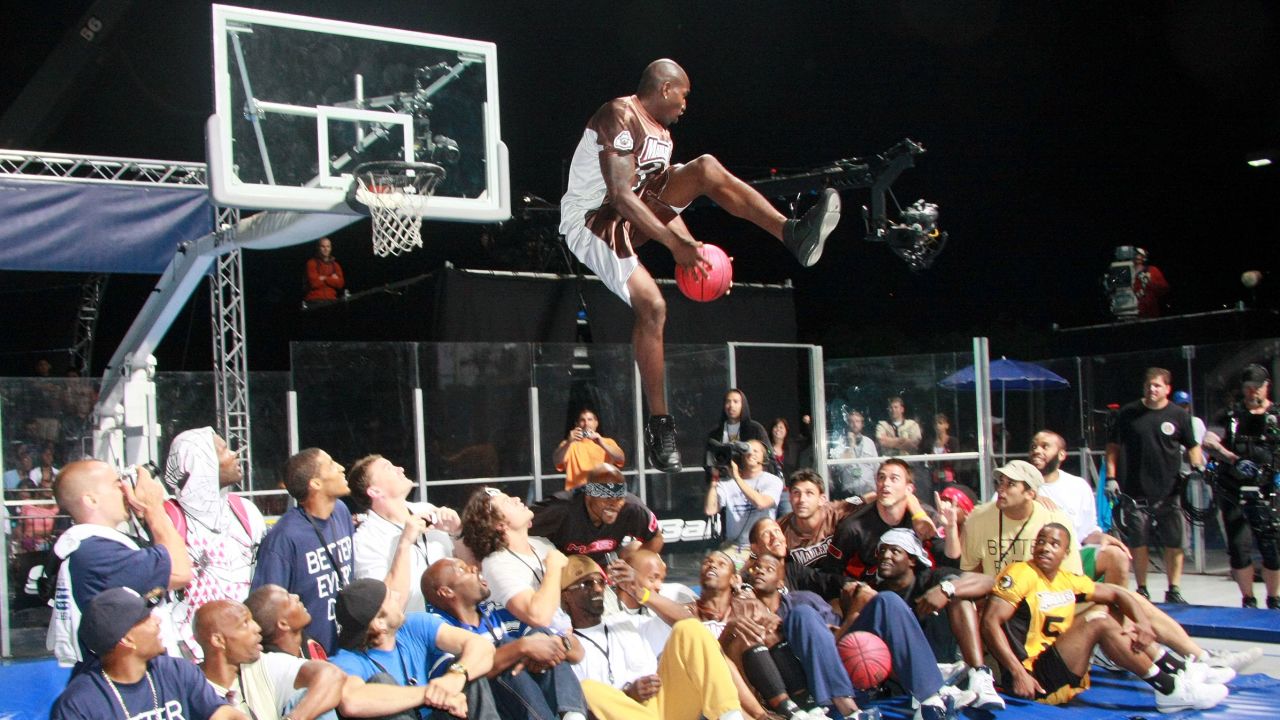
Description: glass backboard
xmin=208 ymin=5 xmax=509 ymax=221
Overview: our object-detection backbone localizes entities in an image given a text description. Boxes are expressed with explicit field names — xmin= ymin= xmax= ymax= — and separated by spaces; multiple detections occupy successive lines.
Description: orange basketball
xmin=675 ymin=243 xmax=733 ymax=302
xmin=838 ymin=631 xmax=892 ymax=690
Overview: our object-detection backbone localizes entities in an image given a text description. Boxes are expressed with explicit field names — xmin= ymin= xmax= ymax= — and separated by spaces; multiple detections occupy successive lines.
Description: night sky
xmin=2 ymin=1 xmax=1277 ymax=373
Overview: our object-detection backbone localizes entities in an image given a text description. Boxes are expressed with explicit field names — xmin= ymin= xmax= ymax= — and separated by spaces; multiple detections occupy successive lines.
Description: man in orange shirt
xmin=553 ymin=408 xmax=625 ymax=491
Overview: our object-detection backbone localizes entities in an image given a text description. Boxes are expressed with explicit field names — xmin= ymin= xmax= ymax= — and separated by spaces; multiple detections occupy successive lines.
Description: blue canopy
xmin=938 ymin=358 xmax=1070 ymax=391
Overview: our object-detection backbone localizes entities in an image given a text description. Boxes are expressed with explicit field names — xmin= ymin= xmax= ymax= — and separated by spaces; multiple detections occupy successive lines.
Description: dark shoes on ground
xmin=645 ymin=414 xmax=682 ymax=473
xmin=1165 ymin=587 xmax=1188 ymax=604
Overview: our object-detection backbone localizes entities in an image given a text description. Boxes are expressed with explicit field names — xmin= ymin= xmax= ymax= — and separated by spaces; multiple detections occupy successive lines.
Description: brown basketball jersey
xmin=559 ymin=95 xmax=676 ymax=258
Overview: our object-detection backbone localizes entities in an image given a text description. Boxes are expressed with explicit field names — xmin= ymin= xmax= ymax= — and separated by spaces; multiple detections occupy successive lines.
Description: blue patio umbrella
xmin=939 ymin=358 xmax=1070 ymax=455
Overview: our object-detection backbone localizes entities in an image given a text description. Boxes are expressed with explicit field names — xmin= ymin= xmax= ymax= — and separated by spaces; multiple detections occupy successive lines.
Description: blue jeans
xmin=781 ymin=603 xmax=856 ymax=705
xmin=850 ymin=592 xmax=945 ymax=700
xmin=492 ymin=659 xmax=587 ymax=720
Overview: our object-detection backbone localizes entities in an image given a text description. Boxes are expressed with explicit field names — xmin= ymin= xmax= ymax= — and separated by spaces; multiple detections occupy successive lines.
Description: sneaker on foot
xmin=645 ymin=415 xmax=682 ymax=473
xmin=969 ymin=666 xmax=1006 ymax=711
xmin=1268 ymin=596 xmax=1280 ymax=610
xmin=1092 ymin=644 xmax=1124 ymax=672
xmin=1164 ymin=587 xmax=1189 ymax=604
xmin=1243 ymin=596 xmax=1259 ymax=609
xmin=1184 ymin=660 xmax=1236 ymax=685
xmin=1206 ymin=646 xmax=1263 ymax=672
xmin=1137 ymin=585 xmax=1151 ymax=600
xmin=786 ymin=188 xmax=841 ymax=267
xmin=1155 ymin=676 xmax=1229 ymax=713
xmin=936 ymin=685 xmax=976 ymax=710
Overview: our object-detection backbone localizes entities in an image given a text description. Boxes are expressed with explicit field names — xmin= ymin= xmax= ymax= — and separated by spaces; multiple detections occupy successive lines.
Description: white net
xmin=352 ymin=163 xmax=445 ymax=257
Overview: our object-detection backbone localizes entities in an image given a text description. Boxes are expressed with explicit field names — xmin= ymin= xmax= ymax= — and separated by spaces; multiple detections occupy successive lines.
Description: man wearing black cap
xmin=1106 ymin=367 xmax=1204 ymax=603
xmin=51 ymin=587 xmax=245 ymax=720
xmin=328 ymin=578 xmax=499 ymax=719
xmin=1203 ymin=363 xmax=1280 ymax=608
xmin=531 ymin=464 xmax=663 ymax=566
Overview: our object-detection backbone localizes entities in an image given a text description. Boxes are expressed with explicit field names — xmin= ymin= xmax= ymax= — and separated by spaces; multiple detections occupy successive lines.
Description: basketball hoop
xmin=351 ymin=161 xmax=446 ymax=257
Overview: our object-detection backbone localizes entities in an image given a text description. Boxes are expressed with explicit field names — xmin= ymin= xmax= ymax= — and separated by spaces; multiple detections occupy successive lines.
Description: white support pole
xmin=810 ymin=345 xmax=827 ymax=480
xmin=727 ymin=342 xmax=738 ymax=390
xmin=529 ymin=387 xmax=543 ymax=503
xmin=974 ymin=338 xmax=994 ymax=499
xmin=286 ymin=390 xmax=300 ymax=456
xmin=414 ymin=387 xmax=428 ymax=503
xmin=1183 ymin=344 xmax=1204 ymax=573
xmin=633 ymin=360 xmax=647 ymax=504
xmin=121 ymin=353 xmax=159 ymax=467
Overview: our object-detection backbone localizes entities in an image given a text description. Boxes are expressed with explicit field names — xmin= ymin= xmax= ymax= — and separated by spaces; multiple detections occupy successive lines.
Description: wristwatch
xmin=939 ymin=580 xmax=957 ymax=599
xmin=446 ymin=662 xmax=469 ymax=681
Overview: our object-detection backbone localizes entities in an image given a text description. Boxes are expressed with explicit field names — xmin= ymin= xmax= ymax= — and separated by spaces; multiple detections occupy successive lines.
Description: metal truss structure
xmin=210 ymin=208 xmax=253 ymax=482
xmin=0 ymin=149 xmax=206 ymax=185
xmin=69 ymin=274 xmax=108 ymax=375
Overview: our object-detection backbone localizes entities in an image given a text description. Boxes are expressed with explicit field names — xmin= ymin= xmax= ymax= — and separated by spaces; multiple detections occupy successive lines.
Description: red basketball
xmin=838 ymin=631 xmax=892 ymax=690
xmin=675 ymin=243 xmax=733 ymax=302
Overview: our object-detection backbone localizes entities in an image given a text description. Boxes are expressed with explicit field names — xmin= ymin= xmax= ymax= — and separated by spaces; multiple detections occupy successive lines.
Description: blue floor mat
xmin=858 ymin=670 xmax=1280 ymax=720
xmin=1154 ymin=604 xmax=1280 ymax=643
xmin=0 ymin=657 xmax=69 ymax=720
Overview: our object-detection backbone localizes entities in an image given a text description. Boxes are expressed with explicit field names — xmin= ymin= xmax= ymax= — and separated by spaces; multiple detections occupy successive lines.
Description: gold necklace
xmin=102 ymin=668 xmax=159 ymax=720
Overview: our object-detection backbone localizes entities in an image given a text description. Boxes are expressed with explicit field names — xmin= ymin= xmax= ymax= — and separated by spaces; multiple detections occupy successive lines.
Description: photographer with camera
xmin=1202 ymin=364 xmax=1280 ymax=609
xmin=704 ymin=439 xmax=783 ymax=567
xmin=48 ymin=460 xmax=193 ymax=667
xmin=553 ymin=408 xmax=626 ymax=492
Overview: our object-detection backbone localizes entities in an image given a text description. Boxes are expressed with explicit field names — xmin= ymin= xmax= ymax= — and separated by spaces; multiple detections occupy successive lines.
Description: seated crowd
xmin=45 ymin=420 xmax=1263 ymax=720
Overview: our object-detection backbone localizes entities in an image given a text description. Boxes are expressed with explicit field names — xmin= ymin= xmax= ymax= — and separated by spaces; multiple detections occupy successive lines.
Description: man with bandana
xmin=531 ymin=464 xmax=663 ymax=566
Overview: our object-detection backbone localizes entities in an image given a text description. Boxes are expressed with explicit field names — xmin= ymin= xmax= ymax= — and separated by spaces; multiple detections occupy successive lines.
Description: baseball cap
xmin=80 ymin=587 xmax=155 ymax=657
xmin=878 ymin=528 xmax=932 ymax=567
xmin=995 ymin=459 xmax=1043 ymax=491
xmin=937 ymin=483 xmax=976 ymax=515
xmin=1242 ymin=364 xmax=1270 ymax=388
xmin=1172 ymin=390 xmax=1191 ymax=405
xmin=336 ymin=578 xmax=388 ymax=650
xmin=560 ymin=554 xmax=605 ymax=590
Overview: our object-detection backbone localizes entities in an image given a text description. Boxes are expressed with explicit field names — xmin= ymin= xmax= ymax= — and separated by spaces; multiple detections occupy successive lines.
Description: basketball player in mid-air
xmin=560 ymin=58 xmax=841 ymax=473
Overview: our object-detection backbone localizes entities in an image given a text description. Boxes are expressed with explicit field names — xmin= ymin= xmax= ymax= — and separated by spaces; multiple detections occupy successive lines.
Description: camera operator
xmin=703 ymin=439 xmax=783 ymax=567
xmin=1106 ymin=368 xmax=1203 ymax=604
xmin=1202 ymin=364 xmax=1280 ymax=609
xmin=1132 ymin=248 xmax=1169 ymax=318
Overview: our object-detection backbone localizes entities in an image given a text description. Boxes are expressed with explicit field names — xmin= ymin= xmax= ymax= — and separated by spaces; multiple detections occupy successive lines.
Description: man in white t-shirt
xmin=1027 ymin=431 xmax=1131 ymax=584
xmin=460 ymin=486 xmax=572 ymax=633
xmin=560 ymin=555 xmax=744 ymax=720
xmin=348 ymin=454 xmax=460 ymax=611
xmin=703 ymin=440 xmax=783 ymax=565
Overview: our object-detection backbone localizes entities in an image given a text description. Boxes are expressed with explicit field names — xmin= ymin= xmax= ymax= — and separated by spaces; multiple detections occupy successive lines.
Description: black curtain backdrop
xmin=431 ymin=267 xmax=797 ymax=344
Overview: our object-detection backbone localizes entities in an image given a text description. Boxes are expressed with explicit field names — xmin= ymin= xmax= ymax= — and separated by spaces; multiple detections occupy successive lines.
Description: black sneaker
xmin=785 ymin=188 xmax=841 ymax=267
xmin=1165 ymin=587 xmax=1188 ymax=604
xmin=1243 ymin=596 xmax=1259 ymax=609
xmin=1137 ymin=586 xmax=1150 ymax=600
xmin=645 ymin=414 xmax=682 ymax=473
xmin=1267 ymin=596 xmax=1280 ymax=610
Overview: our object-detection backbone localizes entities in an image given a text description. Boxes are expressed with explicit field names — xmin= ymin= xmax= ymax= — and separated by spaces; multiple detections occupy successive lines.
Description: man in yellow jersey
xmin=981 ymin=524 xmax=1228 ymax=712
